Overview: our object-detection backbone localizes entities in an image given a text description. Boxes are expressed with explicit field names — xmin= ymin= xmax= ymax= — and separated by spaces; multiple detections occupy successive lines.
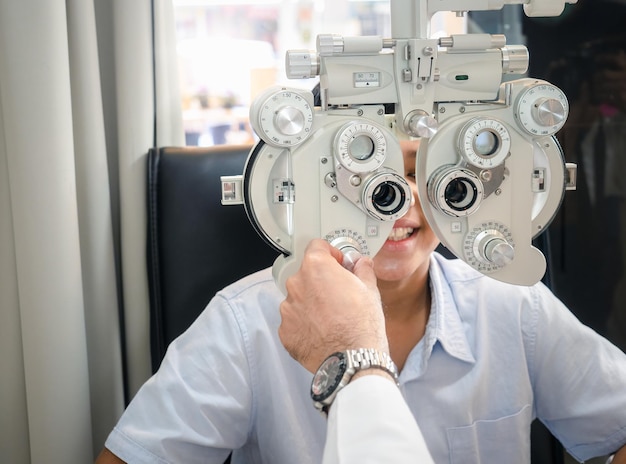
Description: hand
xmin=612 ymin=444 xmax=626 ymax=464
xmin=278 ymin=239 xmax=389 ymax=373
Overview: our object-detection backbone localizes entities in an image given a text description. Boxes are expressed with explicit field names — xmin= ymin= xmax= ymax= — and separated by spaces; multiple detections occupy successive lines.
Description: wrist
xmin=350 ymin=367 xmax=398 ymax=384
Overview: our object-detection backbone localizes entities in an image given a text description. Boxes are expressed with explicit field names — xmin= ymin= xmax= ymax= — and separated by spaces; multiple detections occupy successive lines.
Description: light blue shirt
xmin=105 ymin=253 xmax=626 ymax=463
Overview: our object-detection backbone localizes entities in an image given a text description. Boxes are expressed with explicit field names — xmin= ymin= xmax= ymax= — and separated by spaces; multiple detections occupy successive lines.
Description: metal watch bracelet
xmin=311 ymin=348 xmax=400 ymax=416
xmin=346 ymin=348 xmax=399 ymax=385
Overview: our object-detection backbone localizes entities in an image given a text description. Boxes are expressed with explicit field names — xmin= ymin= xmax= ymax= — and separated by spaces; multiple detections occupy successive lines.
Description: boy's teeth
xmin=387 ymin=227 xmax=414 ymax=241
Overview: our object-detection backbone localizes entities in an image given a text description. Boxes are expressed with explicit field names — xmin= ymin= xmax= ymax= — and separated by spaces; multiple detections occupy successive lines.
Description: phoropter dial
xmin=327 ymin=232 xmax=368 ymax=271
xmin=463 ymin=222 xmax=515 ymax=272
xmin=249 ymin=86 xmax=315 ymax=148
xmin=515 ymin=81 xmax=569 ymax=136
xmin=458 ymin=117 xmax=511 ymax=169
xmin=334 ymin=121 xmax=387 ymax=173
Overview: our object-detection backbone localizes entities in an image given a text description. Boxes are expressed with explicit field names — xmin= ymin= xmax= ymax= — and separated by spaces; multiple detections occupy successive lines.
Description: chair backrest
xmin=147 ymin=145 xmax=277 ymax=372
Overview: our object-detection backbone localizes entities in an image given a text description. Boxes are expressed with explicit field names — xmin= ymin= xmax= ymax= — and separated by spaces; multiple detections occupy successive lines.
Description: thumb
xmin=352 ymin=256 xmax=378 ymax=290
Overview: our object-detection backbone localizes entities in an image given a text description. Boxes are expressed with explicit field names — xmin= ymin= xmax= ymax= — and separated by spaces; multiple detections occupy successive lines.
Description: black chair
xmin=147 ymin=144 xmax=277 ymax=372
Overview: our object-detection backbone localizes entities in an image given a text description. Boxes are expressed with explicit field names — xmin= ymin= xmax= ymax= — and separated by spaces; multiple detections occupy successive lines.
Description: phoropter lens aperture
xmin=444 ymin=177 xmax=477 ymax=211
xmin=350 ymin=134 xmax=376 ymax=161
xmin=427 ymin=166 xmax=484 ymax=217
xmin=474 ymin=130 xmax=499 ymax=157
xmin=362 ymin=170 xmax=412 ymax=221
xmin=372 ymin=181 xmax=405 ymax=215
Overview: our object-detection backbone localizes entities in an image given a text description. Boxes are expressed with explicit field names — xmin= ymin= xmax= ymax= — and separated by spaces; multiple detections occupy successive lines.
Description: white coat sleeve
xmin=322 ymin=375 xmax=434 ymax=464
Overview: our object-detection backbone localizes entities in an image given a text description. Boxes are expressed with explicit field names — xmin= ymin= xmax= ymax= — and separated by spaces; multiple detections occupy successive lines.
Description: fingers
xmin=352 ymin=256 xmax=377 ymax=290
xmin=305 ymin=238 xmax=344 ymax=264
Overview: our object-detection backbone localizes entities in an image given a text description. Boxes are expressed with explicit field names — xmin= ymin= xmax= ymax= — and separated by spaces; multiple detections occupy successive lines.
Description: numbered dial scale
xmin=458 ymin=117 xmax=511 ymax=168
xmin=334 ymin=121 xmax=388 ymax=173
xmin=515 ymin=81 xmax=569 ymax=136
xmin=325 ymin=229 xmax=370 ymax=256
xmin=463 ymin=221 xmax=515 ymax=273
xmin=249 ymin=86 xmax=315 ymax=147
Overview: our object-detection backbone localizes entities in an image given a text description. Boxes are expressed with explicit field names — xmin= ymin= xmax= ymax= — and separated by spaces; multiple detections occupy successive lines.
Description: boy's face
xmin=372 ymin=139 xmax=440 ymax=283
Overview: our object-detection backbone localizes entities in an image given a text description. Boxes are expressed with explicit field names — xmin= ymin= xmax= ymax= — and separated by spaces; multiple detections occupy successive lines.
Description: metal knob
xmin=329 ymin=237 xmax=363 ymax=272
xmin=317 ymin=34 xmax=343 ymax=56
xmin=501 ymin=45 xmax=529 ymax=75
xmin=275 ymin=106 xmax=305 ymax=136
xmin=472 ymin=229 xmax=515 ymax=267
xmin=532 ymin=97 xmax=566 ymax=128
xmin=340 ymin=246 xmax=362 ymax=272
xmin=484 ymin=238 xmax=515 ymax=267
xmin=523 ymin=0 xmax=571 ymax=17
xmin=285 ymin=50 xmax=320 ymax=79
xmin=405 ymin=110 xmax=438 ymax=138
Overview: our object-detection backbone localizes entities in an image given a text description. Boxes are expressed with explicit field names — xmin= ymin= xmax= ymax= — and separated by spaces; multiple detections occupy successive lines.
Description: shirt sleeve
xmin=104 ymin=294 xmax=253 ymax=464
xmin=527 ymin=284 xmax=626 ymax=461
xmin=323 ymin=375 xmax=434 ymax=464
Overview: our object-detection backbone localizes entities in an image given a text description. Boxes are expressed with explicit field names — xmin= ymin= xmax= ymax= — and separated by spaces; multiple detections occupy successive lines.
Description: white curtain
xmin=0 ymin=0 xmax=183 ymax=462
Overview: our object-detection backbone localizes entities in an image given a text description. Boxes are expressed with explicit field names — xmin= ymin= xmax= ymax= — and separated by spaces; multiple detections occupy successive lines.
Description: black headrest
xmin=147 ymin=145 xmax=277 ymax=371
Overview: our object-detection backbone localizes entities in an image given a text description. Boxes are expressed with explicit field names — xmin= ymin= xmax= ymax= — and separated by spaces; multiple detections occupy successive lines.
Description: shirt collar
xmin=399 ymin=255 xmax=476 ymax=382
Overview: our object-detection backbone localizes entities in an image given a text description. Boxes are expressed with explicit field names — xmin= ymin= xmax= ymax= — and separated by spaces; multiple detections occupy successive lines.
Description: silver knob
xmin=405 ymin=110 xmax=438 ymax=138
xmin=317 ymin=34 xmax=343 ymax=56
xmin=329 ymin=237 xmax=363 ymax=272
xmin=532 ymin=97 xmax=566 ymax=128
xmin=340 ymin=246 xmax=362 ymax=272
xmin=484 ymin=238 xmax=515 ymax=267
xmin=523 ymin=0 xmax=570 ymax=17
xmin=275 ymin=106 xmax=305 ymax=136
xmin=514 ymin=82 xmax=569 ymax=136
xmin=501 ymin=45 xmax=529 ymax=75
xmin=472 ymin=229 xmax=515 ymax=267
xmin=285 ymin=50 xmax=320 ymax=79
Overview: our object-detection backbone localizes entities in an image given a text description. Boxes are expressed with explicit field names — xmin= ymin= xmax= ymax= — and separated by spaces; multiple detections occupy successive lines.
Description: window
xmin=172 ymin=0 xmax=397 ymax=146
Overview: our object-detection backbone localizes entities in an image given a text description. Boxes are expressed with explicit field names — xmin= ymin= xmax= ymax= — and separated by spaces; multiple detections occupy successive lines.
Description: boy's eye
xmin=406 ymin=172 xmax=416 ymax=179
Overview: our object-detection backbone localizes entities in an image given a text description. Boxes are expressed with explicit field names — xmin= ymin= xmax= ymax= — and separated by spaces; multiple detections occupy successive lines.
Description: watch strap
xmin=312 ymin=348 xmax=399 ymax=415
xmin=345 ymin=348 xmax=399 ymax=384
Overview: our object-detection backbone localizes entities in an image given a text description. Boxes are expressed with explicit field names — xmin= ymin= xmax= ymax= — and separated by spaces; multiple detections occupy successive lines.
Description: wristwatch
xmin=311 ymin=348 xmax=399 ymax=415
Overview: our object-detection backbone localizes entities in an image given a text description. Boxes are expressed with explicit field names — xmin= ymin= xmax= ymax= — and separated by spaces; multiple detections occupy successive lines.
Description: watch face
xmin=311 ymin=353 xmax=346 ymax=401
